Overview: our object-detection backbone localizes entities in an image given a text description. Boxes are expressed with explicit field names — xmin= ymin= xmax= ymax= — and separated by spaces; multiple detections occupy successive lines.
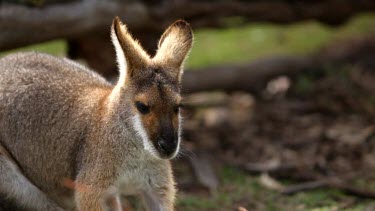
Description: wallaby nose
xmin=157 ymin=137 xmax=177 ymax=157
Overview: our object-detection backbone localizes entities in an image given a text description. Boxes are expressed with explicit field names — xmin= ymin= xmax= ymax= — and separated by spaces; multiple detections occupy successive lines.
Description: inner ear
xmin=153 ymin=20 xmax=193 ymax=82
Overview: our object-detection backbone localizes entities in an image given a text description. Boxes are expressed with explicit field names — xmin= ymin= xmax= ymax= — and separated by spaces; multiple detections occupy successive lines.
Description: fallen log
xmin=282 ymin=178 xmax=375 ymax=199
xmin=182 ymin=35 xmax=375 ymax=94
xmin=182 ymin=55 xmax=314 ymax=94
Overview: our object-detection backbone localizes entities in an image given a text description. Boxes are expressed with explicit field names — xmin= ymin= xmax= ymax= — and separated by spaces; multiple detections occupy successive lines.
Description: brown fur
xmin=0 ymin=17 xmax=193 ymax=211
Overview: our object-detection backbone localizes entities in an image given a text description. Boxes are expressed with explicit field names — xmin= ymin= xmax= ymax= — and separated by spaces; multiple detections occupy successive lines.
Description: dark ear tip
xmin=112 ymin=16 xmax=120 ymax=35
xmin=172 ymin=20 xmax=193 ymax=38
xmin=112 ymin=16 xmax=128 ymax=35
xmin=172 ymin=20 xmax=191 ymax=30
xmin=113 ymin=16 xmax=121 ymax=26
xmin=174 ymin=19 xmax=189 ymax=25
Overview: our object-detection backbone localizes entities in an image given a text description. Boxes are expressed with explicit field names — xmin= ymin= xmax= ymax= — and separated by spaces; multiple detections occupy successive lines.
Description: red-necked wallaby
xmin=0 ymin=17 xmax=193 ymax=211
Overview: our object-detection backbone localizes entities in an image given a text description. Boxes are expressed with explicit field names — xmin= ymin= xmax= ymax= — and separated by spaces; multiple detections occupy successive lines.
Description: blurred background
xmin=1 ymin=0 xmax=375 ymax=210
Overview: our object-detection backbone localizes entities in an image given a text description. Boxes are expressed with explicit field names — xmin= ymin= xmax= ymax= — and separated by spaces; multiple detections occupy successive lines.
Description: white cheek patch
xmin=131 ymin=114 xmax=158 ymax=157
xmin=171 ymin=112 xmax=182 ymax=158
xmin=131 ymin=113 xmax=183 ymax=159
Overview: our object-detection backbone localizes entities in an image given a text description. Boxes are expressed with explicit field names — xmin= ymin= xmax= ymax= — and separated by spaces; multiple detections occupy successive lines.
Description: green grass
xmin=177 ymin=166 xmax=374 ymax=211
xmin=177 ymin=166 xmax=263 ymax=210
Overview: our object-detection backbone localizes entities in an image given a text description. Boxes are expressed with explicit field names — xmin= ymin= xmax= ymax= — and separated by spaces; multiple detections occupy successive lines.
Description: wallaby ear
xmin=153 ymin=20 xmax=193 ymax=82
xmin=111 ymin=17 xmax=150 ymax=83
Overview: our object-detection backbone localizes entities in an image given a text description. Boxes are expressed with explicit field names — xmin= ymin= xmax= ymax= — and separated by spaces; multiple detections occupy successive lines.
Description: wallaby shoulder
xmin=0 ymin=52 xmax=115 ymax=204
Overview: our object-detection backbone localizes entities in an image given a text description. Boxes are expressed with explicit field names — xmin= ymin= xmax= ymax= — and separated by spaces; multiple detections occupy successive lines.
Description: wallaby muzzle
xmin=156 ymin=125 xmax=178 ymax=158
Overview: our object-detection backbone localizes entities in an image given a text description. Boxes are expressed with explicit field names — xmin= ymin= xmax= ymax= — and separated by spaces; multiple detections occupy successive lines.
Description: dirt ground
xmin=173 ymin=64 xmax=375 ymax=210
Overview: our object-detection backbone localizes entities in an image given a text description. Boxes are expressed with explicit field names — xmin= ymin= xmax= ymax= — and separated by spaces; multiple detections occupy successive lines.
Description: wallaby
xmin=0 ymin=17 xmax=193 ymax=211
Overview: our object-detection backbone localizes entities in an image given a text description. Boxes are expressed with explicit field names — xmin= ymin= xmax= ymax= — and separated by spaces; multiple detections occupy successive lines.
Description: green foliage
xmin=1 ymin=40 xmax=66 ymax=57
xmin=186 ymin=13 xmax=375 ymax=69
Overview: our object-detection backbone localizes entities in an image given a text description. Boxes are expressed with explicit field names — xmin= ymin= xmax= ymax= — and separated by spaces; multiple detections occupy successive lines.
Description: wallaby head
xmin=110 ymin=17 xmax=193 ymax=159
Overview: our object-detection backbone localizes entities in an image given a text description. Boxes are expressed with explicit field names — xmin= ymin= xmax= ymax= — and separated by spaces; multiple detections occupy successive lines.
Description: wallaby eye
xmin=135 ymin=101 xmax=150 ymax=114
